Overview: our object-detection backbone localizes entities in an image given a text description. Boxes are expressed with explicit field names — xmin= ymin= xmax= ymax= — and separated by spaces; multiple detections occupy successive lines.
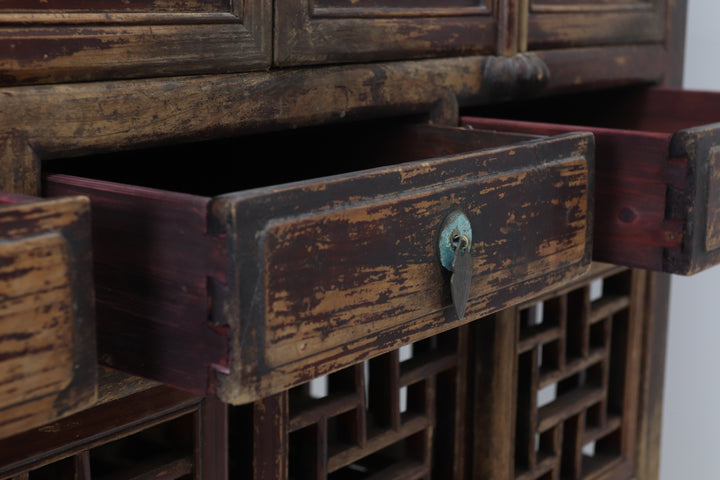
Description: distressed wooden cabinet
xmin=0 ymin=0 xmax=701 ymax=479
xmin=0 ymin=0 xmax=680 ymax=85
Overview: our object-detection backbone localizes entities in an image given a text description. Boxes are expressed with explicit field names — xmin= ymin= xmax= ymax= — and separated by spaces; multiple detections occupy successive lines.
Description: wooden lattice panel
xmin=513 ymin=267 xmax=645 ymax=480
xmin=235 ymin=327 xmax=470 ymax=480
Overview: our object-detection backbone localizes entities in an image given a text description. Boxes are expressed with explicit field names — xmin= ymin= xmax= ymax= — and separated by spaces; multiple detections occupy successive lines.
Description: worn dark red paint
xmin=464 ymin=88 xmax=720 ymax=274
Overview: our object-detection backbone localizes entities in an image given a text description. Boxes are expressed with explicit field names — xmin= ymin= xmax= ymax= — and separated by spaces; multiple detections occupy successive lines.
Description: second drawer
xmin=465 ymin=87 xmax=720 ymax=275
xmin=44 ymin=121 xmax=593 ymax=404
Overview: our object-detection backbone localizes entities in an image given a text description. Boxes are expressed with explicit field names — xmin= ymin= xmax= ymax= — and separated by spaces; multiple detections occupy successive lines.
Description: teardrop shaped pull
xmin=450 ymin=234 xmax=472 ymax=319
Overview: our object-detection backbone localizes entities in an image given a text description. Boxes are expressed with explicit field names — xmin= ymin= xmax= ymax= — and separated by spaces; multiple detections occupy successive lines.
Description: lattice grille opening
xmin=514 ymin=268 xmax=642 ymax=480
xmin=236 ymin=327 xmax=469 ymax=480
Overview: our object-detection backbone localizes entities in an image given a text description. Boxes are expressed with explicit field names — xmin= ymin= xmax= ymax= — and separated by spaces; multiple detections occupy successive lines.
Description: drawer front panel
xmin=0 ymin=196 xmax=96 ymax=438
xmin=212 ymin=129 xmax=594 ymax=403
xmin=262 ymin=159 xmax=589 ymax=367
xmin=274 ymin=0 xmax=497 ymax=66
xmin=526 ymin=0 xmax=665 ymax=49
xmin=670 ymin=123 xmax=720 ymax=274
xmin=705 ymin=147 xmax=720 ymax=251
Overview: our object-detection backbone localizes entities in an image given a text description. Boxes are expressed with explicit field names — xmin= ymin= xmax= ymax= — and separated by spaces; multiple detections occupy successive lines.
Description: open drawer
xmin=0 ymin=194 xmax=97 ymax=439
xmin=44 ymin=122 xmax=594 ymax=404
xmin=464 ymin=87 xmax=720 ymax=275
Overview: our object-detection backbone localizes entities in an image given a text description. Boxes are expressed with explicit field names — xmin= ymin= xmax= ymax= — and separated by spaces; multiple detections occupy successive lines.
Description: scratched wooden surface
xmin=0 ymin=195 xmax=96 ymax=439
xmin=526 ymin=0 xmax=666 ymax=50
xmin=0 ymin=0 xmax=271 ymax=86
xmin=211 ymin=124 xmax=594 ymax=403
xmin=274 ymin=0 xmax=498 ymax=66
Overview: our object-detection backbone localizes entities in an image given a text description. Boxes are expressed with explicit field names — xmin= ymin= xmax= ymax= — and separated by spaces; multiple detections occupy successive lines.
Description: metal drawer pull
xmin=439 ymin=210 xmax=473 ymax=320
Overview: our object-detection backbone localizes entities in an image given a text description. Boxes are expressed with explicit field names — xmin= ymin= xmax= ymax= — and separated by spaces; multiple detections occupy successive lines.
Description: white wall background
xmin=660 ymin=0 xmax=720 ymax=478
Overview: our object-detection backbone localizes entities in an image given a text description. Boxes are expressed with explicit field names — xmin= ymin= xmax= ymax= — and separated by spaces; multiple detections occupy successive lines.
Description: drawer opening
xmin=42 ymin=119 xmax=540 ymax=198
xmin=462 ymin=85 xmax=720 ymax=135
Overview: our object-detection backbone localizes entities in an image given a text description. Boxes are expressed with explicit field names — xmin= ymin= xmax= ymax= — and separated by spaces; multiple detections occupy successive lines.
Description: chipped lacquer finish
xmin=46 ymin=123 xmax=593 ymax=404
xmin=0 ymin=194 xmax=96 ymax=439
xmin=464 ymin=87 xmax=720 ymax=275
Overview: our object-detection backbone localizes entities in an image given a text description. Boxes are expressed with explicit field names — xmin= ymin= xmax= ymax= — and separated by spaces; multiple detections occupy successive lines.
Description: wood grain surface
xmin=0 ymin=195 xmax=96 ymax=439
xmin=213 ymin=125 xmax=594 ymax=403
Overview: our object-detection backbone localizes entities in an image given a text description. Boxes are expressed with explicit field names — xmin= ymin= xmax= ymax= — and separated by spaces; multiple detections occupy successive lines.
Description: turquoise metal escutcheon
xmin=438 ymin=210 xmax=472 ymax=271
xmin=438 ymin=210 xmax=473 ymax=319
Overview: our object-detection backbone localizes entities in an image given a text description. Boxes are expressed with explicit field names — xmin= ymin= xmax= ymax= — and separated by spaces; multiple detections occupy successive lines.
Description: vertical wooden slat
xmin=516 ymin=331 xmax=539 ymax=474
xmin=74 ymin=451 xmax=91 ymax=480
xmin=422 ymin=376 xmax=436 ymax=473
xmin=551 ymin=425 xmax=563 ymax=480
xmin=598 ymin=317 xmax=612 ymax=428
xmin=472 ymin=310 xmax=517 ymax=480
xmin=618 ymin=270 xmax=647 ymax=463
xmin=547 ymin=295 xmax=568 ymax=372
xmin=566 ymin=287 xmax=590 ymax=360
xmin=634 ymin=271 xmax=670 ymax=480
xmin=432 ymin=327 xmax=466 ymax=480
xmin=254 ymin=392 xmax=289 ymax=480
xmin=354 ymin=363 xmax=368 ymax=448
xmin=199 ymin=395 xmax=228 ymax=480
xmin=316 ymin=418 xmax=328 ymax=480
xmin=560 ymin=414 xmax=584 ymax=480
xmin=328 ymin=364 xmax=366 ymax=448
xmin=452 ymin=325 xmax=470 ymax=480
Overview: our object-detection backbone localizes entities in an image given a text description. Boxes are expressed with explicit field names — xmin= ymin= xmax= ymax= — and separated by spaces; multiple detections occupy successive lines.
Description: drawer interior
xmin=43 ymin=119 xmax=540 ymax=197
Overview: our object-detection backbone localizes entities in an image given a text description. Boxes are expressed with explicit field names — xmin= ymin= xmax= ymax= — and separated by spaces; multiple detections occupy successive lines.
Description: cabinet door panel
xmin=275 ymin=0 xmax=497 ymax=67
xmin=0 ymin=0 xmax=271 ymax=86
xmin=526 ymin=0 xmax=665 ymax=49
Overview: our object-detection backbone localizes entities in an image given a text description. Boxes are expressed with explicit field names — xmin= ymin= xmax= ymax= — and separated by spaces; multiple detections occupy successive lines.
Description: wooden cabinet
xmin=0 ymin=0 xmax=677 ymax=87
xmin=43 ymin=123 xmax=593 ymax=403
xmin=0 ymin=0 xmax=271 ymax=85
xmin=0 ymin=0 xmax=694 ymax=478
xmin=0 ymin=194 xmax=96 ymax=439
